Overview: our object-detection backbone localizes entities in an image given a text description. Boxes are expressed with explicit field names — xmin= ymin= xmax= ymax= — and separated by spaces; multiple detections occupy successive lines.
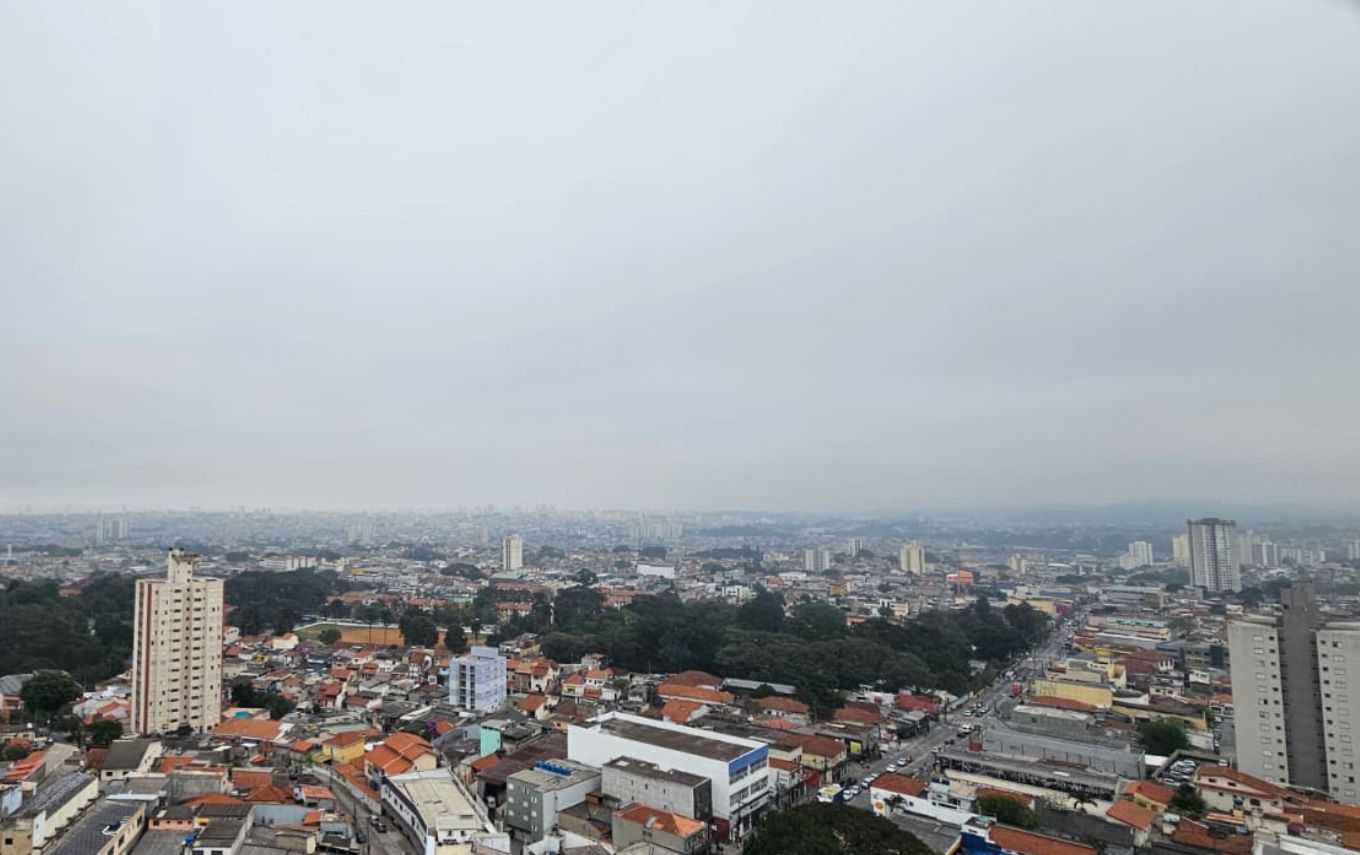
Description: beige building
xmin=899 ymin=542 xmax=925 ymax=575
xmin=502 ymin=534 xmax=524 ymax=572
xmin=131 ymin=549 xmax=224 ymax=735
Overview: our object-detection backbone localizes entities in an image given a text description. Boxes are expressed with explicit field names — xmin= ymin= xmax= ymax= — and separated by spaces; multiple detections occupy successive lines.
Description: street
xmin=841 ymin=609 xmax=1079 ymax=808
xmin=324 ymin=772 xmax=413 ymax=855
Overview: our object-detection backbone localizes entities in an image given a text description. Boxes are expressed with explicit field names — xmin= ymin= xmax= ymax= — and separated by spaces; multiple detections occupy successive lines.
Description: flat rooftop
xmin=390 ymin=771 xmax=486 ymax=833
xmin=603 ymin=757 xmax=706 ymax=788
xmin=48 ymin=800 xmax=141 ymax=855
xmin=509 ymin=761 xmax=600 ymax=792
xmin=596 ymin=716 xmax=754 ymax=762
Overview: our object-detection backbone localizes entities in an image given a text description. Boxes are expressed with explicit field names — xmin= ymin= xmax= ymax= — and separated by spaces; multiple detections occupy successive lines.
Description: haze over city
xmin=4 ymin=2 xmax=1359 ymax=512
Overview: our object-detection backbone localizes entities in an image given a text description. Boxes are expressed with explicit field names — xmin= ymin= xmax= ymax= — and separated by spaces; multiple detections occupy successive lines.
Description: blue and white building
xmin=448 ymin=646 xmax=506 ymax=713
xmin=567 ymin=711 xmax=770 ymax=840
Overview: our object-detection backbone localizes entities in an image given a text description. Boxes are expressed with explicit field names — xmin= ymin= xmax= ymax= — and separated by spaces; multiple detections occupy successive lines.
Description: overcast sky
xmin=3 ymin=2 xmax=1359 ymax=512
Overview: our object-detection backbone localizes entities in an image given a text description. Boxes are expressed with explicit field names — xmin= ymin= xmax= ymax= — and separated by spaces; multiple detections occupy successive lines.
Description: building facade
xmin=1229 ymin=584 xmax=1327 ymax=795
xmin=899 ymin=542 xmax=925 ymax=575
xmin=1187 ymin=518 xmax=1241 ymax=593
xmin=503 ymin=760 xmax=600 ymax=843
xmin=502 ymin=535 xmax=524 ymax=572
xmin=131 ymin=550 xmax=224 ymax=735
xmin=568 ymin=713 xmax=768 ymax=840
xmin=448 ymin=646 xmax=507 ymax=713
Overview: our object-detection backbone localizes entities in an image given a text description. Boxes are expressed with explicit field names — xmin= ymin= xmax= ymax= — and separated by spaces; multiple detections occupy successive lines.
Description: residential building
xmin=503 ymin=760 xmax=600 ymax=843
xmin=899 ymin=542 xmax=925 ymax=575
xmin=612 ymin=803 xmax=710 ymax=854
xmin=1255 ymin=541 xmax=1281 ymax=567
xmin=502 ymin=535 xmax=524 ymax=572
xmin=1228 ymin=584 xmax=1326 ymax=793
xmin=568 ymin=712 xmax=769 ymax=840
xmin=1349 ymin=540 xmax=1360 ymax=562
xmin=1171 ymin=533 xmax=1190 ymax=568
xmin=1316 ymin=622 xmax=1360 ymax=804
xmin=131 ymin=549 xmax=225 ymax=735
xmin=448 ymin=646 xmax=507 ymax=713
xmin=803 ymin=548 xmax=832 ymax=574
xmin=1187 ymin=518 xmax=1241 ymax=592
xmin=1121 ymin=541 xmax=1153 ymax=570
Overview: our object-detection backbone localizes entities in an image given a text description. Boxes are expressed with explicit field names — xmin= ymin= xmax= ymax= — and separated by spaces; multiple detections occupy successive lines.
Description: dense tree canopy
xmin=743 ymin=803 xmax=933 ymax=855
xmin=225 ymin=568 xmax=354 ymax=635
xmin=1139 ymin=719 xmax=1191 ymax=755
xmin=530 ymin=583 xmax=1048 ymax=711
xmin=399 ymin=611 xmax=439 ymax=647
xmin=0 ymin=575 xmax=137 ymax=687
xmin=20 ymin=671 xmax=81 ymax=725
xmin=976 ymin=795 xmax=1038 ymax=829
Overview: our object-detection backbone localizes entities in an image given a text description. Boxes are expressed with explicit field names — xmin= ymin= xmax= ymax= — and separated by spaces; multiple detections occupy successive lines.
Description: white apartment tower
xmin=449 ymin=646 xmax=508 ymax=713
xmin=1120 ymin=541 xmax=1154 ymax=570
xmin=502 ymin=534 xmax=524 ymax=572
xmin=899 ymin=542 xmax=926 ymax=575
xmin=803 ymin=548 xmax=832 ymax=573
xmin=1172 ymin=533 xmax=1191 ymax=568
xmin=131 ymin=549 xmax=224 ymax=735
xmin=1187 ymin=518 xmax=1241 ymax=592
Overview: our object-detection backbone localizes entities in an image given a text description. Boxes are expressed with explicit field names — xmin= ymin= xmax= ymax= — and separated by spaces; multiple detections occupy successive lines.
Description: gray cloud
xmin=2 ymin=1 xmax=1359 ymax=510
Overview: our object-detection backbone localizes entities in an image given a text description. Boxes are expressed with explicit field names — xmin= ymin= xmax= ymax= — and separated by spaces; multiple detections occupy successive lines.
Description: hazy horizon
xmin=4 ymin=2 xmax=1359 ymax=511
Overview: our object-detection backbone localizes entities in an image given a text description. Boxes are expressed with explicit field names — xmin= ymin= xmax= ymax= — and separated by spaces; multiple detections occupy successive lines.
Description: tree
xmin=575 ymin=568 xmax=597 ymax=587
xmin=738 ymin=588 xmax=786 ymax=633
xmin=1169 ymin=782 xmax=1207 ymax=819
xmin=442 ymin=562 xmax=483 ymax=580
xmin=443 ymin=623 xmax=468 ymax=653
xmin=20 ymin=671 xmax=80 ymax=725
xmin=398 ymin=612 xmax=439 ymax=648
xmin=976 ymin=795 xmax=1038 ymax=829
xmin=1139 ymin=719 xmax=1191 ymax=755
xmin=88 ymin=718 xmax=124 ymax=747
xmin=743 ymin=803 xmax=932 ymax=855
xmin=787 ymin=602 xmax=848 ymax=640
xmin=319 ymin=628 xmax=343 ymax=645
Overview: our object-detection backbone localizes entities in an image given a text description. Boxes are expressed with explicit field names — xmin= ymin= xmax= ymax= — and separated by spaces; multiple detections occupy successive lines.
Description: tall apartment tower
xmin=803 ymin=548 xmax=832 ymax=573
xmin=131 ymin=549 xmax=224 ymax=735
xmin=1188 ymin=518 xmax=1241 ymax=592
xmin=1229 ymin=584 xmax=1328 ymax=795
xmin=899 ymin=542 xmax=926 ymax=575
xmin=502 ymin=534 xmax=524 ymax=572
xmin=1172 ymin=533 xmax=1191 ymax=568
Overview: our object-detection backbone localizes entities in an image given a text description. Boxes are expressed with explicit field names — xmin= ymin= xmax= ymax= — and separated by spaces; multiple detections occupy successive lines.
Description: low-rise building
xmin=382 ymin=768 xmax=507 ymax=855
xmin=600 ymin=758 xmax=712 ymax=822
xmin=612 ymin=803 xmax=710 ymax=854
xmin=503 ymin=760 xmax=600 ymax=843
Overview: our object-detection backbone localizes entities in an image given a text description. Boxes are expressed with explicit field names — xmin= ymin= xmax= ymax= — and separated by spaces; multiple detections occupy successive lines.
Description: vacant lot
xmin=297 ymin=622 xmax=407 ymax=647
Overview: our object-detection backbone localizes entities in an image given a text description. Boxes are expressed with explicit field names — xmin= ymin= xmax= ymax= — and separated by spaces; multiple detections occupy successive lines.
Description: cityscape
xmin=4 ymin=2 xmax=1360 ymax=855
xmin=6 ymin=508 xmax=1360 ymax=855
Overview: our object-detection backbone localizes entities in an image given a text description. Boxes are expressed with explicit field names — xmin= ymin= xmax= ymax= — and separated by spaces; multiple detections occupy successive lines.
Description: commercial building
xmin=381 ymin=768 xmax=506 ymax=855
xmin=600 ymin=757 xmax=712 ymax=822
xmin=568 ymin=712 xmax=769 ymax=840
xmin=131 ymin=550 xmax=224 ymax=735
xmin=899 ymin=542 xmax=925 ymax=575
xmin=503 ymin=760 xmax=600 ymax=843
xmin=502 ymin=535 xmax=524 ymax=572
xmin=448 ymin=646 xmax=507 ymax=713
xmin=1187 ymin=518 xmax=1241 ymax=592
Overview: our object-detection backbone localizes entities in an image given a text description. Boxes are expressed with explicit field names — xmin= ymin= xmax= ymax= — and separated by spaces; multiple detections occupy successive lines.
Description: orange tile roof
xmin=989 ymin=825 xmax=1099 ymax=855
xmin=657 ymin=683 xmax=734 ymax=705
xmin=180 ymin=793 xmax=245 ymax=808
xmin=230 ymin=769 xmax=275 ymax=790
xmin=1124 ymin=780 xmax=1175 ymax=806
xmin=1106 ymin=800 xmax=1157 ymax=830
xmin=246 ymin=785 xmax=295 ymax=803
xmin=873 ymin=773 xmax=927 ymax=797
xmin=756 ymin=696 xmax=809 ymax=714
xmin=1026 ymin=695 xmax=1099 ymax=713
xmin=519 ymin=694 xmax=547 ymax=712
xmin=660 ymin=699 xmax=705 ymax=724
xmin=1170 ymin=821 xmax=1253 ymax=855
xmin=213 ymin=717 xmax=283 ymax=741
xmin=664 ymin=670 xmax=722 ymax=689
xmin=332 ymin=762 xmax=379 ymax=803
xmin=616 ymin=803 xmax=707 ymax=838
xmin=760 ymin=718 xmax=799 ymax=731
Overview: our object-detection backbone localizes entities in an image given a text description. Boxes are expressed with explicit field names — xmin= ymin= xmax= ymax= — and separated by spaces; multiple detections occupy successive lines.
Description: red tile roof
xmin=664 ymin=670 xmax=722 ymax=689
xmin=1170 ymin=821 xmax=1253 ymax=855
xmin=756 ymin=696 xmax=810 ymax=714
xmin=873 ymin=773 xmax=926 ymax=797
xmin=1123 ymin=780 xmax=1175 ymax=806
xmin=989 ymin=825 xmax=1099 ymax=855
xmin=657 ymin=683 xmax=735 ymax=705
xmin=1106 ymin=800 xmax=1157 ymax=830
xmin=616 ymin=803 xmax=707 ymax=838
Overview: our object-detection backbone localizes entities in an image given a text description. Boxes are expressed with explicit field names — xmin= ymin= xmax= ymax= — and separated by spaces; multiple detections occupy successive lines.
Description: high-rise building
xmin=1171 ymin=533 xmax=1191 ymax=568
xmin=1348 ymin=540 xmax=1360 ymax=562
xmin=846 ymin=539 xmax=861 ymax=558
xmin=502 ymin=534 xmax=524 ymax=572
xmin=899 ymin=542 xmax=925 ymax=575
xmin=1188 ymin=518 xmax=1241 ymax=592
xmin=1254 ymin=541 xmax=1281 ymax=567
xmin=803 ymin=548 xmax=832 ymax=573
xmin=449 ymin=646 xmax=507 ymax=712
xmin=131 ymin=549 xmax=224 ymax=735
xmin=1229 ymin=585 xmax=1330 ymax=796
xmin=1119 ymin=541 xmax=1154 ymax=570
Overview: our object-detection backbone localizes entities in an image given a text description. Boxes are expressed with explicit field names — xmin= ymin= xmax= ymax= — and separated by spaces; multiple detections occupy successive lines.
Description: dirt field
xmin=297 ymin=622 xmax=406 ymax=647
